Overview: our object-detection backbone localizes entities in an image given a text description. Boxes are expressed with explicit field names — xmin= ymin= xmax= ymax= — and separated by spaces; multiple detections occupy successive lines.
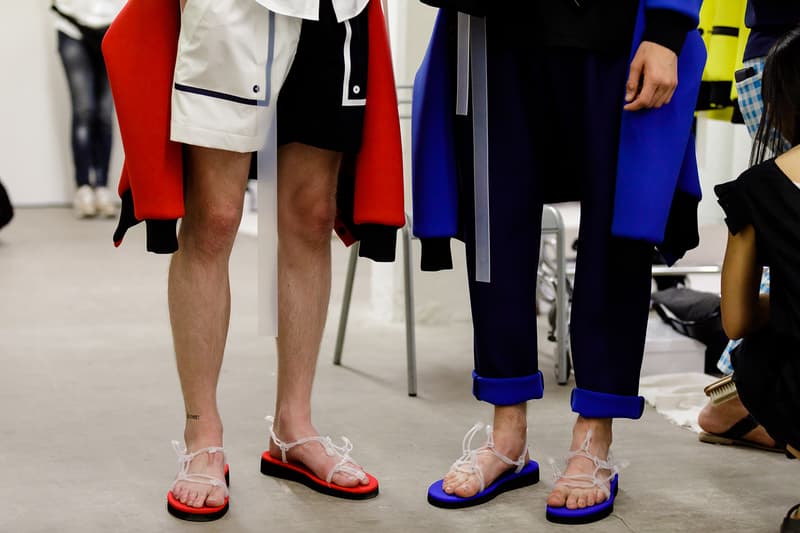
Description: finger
xmin=624 ymin=77 xmax=657 ymax=111
xmin=652 ymin=84 xmax=669 ymax=108
xmin=625 ymin=57 xmax=644 ymax=103
xmin=664 ymin=83 xmax=677 ymax=105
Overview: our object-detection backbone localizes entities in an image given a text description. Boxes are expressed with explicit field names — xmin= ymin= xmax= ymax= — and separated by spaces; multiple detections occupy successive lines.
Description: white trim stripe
xmin=342 ymin=19 xmax=367 ymax=107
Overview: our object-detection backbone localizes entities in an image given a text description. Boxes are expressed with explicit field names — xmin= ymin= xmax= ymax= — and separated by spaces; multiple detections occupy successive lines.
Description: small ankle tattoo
xmin=186 ymin=413 xmax=200 ymax=421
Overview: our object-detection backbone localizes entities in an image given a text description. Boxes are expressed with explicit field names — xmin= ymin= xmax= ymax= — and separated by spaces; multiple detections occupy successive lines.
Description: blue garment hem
xmin=472 ymin=370 xmax=544 ymax=406
xmin=570 ymin=388 xmax=644 ymax=419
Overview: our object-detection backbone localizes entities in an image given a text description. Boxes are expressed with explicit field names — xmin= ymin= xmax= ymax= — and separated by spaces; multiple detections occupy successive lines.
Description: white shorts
xmin=170 ymin=0 xmax=301 ymax=153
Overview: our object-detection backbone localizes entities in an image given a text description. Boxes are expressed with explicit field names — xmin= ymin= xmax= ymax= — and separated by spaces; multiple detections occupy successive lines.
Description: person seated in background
xmin=698 ymin=0 xmax=800 ymax=453
xmin=714 ymin=27 xmax=800 ymax=532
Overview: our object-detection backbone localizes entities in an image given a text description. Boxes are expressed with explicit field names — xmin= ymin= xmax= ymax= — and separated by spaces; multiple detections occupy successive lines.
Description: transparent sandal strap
xmin=485 ymin=425 xmax=528 ymax=474
xmin=549 ymin=429 xmax=622 ymax=498
xmin=265 ymin=415 xmax=331 ymax=463
xmin=171 ymin=440 xmax=228 ymax=496
xmin=448 ymin=423 xmax=487 ymax=492
xmin=265 ymin=416 xmax=366 ymax=484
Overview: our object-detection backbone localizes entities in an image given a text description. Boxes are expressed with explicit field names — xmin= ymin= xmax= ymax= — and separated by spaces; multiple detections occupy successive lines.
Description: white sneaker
xmin=73 ymin=185 xmax=96 ymax=218
xmin=94 ymin=186 xmax=117 ymax=218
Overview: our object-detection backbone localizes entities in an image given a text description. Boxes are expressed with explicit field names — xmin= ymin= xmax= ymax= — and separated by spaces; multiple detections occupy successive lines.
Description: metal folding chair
xmin=333 ymin=214 xmax=418 ymax=397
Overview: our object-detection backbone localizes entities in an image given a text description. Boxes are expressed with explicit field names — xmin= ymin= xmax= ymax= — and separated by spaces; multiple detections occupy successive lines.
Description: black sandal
xmin=781 ymin=504 xmax=800 ymax=532
xmin=698 ymin=414 xmax=785 ymax=453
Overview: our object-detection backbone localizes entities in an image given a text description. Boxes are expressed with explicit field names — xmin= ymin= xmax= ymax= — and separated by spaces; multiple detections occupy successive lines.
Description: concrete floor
xmin=0 ymin=208 xmax=796 ymax=533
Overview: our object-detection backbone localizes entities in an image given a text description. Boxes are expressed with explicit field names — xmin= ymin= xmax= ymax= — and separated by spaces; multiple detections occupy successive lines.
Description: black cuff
xmin=357 ymin=224 xmax=398 ymax=263
xmin=643 ymin=9 xmax=696 ymax=56
xmin=419 ymin=0 xmax=487 ymax=16
xmin=145 ymin=219 xmax=179 ymax=254
xmin=420 ymin=238 xmax=453 ymax=271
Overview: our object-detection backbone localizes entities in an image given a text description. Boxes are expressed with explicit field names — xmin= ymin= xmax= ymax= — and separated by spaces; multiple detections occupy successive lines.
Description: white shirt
xmin=53 ymin=0 xmax=126 ymax=28
xmin=53 ymin=0 xmax=126 ymax=39
xmin=254 ymin=0 xmax=368 ymax=22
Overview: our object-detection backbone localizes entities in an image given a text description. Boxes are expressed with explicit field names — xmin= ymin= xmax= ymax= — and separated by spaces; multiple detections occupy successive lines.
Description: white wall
xmin=0 ymin=2 xmax=123 ymax=206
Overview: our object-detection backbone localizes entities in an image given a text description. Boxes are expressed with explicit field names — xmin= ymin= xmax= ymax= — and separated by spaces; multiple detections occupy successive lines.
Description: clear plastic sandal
xmin=259 ymin=416 xmax=379 ymax=499
xmin=167 ymin=441 xmax=230 ymax=522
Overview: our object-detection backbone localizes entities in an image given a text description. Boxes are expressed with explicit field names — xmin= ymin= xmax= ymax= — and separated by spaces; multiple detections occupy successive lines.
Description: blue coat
xmin=412 ymin=0 xmax=706 ymax=266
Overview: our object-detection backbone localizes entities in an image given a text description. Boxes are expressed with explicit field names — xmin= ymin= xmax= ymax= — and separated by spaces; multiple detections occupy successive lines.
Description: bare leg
xmin=441 ymin=404 xmax=528 ymax=497
xmin=169 ymin=145 xmax=250 ymax=508
xmin=546 ymin=416 xmax=613 ymax=510
xmin=268 ymin=143 xmax=366 ymax=487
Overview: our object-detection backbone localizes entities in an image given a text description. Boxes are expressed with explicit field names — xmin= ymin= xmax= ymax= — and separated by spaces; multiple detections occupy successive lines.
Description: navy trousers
xmin=460 ymin=16 xmax=652 ymax=417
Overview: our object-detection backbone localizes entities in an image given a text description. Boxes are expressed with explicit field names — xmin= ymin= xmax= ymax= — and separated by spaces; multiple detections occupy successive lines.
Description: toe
xmin=186 ymin=490 xmax=199 ymax=508
xmin=331 ymin=471 xmax=359 ymax=488
xmin=577 ymin=494 xmax=587 ymax=508
xmin=586 ymin=493 xmax=597 ymax=507
xmin=566 ymin=490 xmax=581 ymax=510
xmin=206 ymin=486 xmax=225 ymax=508
xmin=453 ymin=479 xmax=479 ymax=498
xmin=546 ymin=486 xmax=568 ymax=507
xmin=596 ymin=488 xmax=607 ymax=504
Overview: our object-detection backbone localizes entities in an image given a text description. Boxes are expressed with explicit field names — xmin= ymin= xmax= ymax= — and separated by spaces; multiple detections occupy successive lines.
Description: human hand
xmin=624 ymin=41 xmax=678 ymax=111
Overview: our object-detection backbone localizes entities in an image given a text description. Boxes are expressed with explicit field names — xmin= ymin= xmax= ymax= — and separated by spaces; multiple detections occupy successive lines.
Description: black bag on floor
xmin=651 ymin=287 xmax=728 ymax=375
xmin=0 ymin=179 xmax=13 ymax=230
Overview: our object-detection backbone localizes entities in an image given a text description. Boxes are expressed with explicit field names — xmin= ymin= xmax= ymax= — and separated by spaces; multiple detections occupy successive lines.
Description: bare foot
xmin=269 ymin=417 xmax=368 ymax=488
xmin=441 ymin=404 xmax=528 ymax=498
xmin=171 ymin=421 xmax=227 ymax=508
xmin=547 ymin=417 xmax=614 ymax=510
xmin=698 ymin=397 xmax=776 ymax=448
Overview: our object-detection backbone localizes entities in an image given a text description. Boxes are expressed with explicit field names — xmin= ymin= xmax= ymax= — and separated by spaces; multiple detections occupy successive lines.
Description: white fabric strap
xmin=448 ymin=423 xmax=528 ymax=493
xmin=265 ymin=416 xmax=367 ymax=484
xmin=548 ymin=429 xmax=626 ymax=499
xmin=171 ymin=440 xmax=229 ymax=496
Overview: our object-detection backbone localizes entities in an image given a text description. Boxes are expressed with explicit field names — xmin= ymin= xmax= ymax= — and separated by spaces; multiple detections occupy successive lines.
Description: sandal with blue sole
xmin=545 ymin=430 xmax=623 ymax=525
xmin=427 ymin=423 xmax=540 ymax=509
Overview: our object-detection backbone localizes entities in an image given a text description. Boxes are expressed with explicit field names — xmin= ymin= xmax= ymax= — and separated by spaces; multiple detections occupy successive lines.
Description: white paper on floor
xmin=639 ymin=372 xmax=718 ymax=433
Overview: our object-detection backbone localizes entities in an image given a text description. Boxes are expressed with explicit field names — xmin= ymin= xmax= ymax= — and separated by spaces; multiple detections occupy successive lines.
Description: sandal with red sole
xmin=260 ymin=416 xmax=379 ymax=500
xmin=167 ymin=441 xmax=230 ymax=522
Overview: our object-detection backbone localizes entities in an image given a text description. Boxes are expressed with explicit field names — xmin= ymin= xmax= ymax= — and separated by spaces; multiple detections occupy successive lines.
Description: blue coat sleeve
xmin=411 ymin=10 xmax=459 ymax=241
xmin=612 ymin=0 xmax=705 ymax=250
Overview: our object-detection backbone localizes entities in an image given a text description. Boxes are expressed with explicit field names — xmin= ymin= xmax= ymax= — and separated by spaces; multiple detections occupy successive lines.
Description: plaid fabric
xmin=735 ymin=57 xmax=792 ymax=152
xmin=735 ymin=58 xmax=765 ymax=138
xmin=717 ymin=268 xmax=771 ymax=374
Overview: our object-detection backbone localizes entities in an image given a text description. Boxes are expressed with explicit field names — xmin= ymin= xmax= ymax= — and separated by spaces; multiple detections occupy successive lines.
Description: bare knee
xmin=280 ymin=188 xmax=336 ymax=247
xmin=182 ymin=202 xmax=242 ymax=259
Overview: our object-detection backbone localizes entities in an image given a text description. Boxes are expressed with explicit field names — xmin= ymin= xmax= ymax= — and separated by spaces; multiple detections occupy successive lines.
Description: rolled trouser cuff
xmin=472 ymin=370 xmax=544 ymax=406
xmin=570 ymin=388 xmax=645 ymax=419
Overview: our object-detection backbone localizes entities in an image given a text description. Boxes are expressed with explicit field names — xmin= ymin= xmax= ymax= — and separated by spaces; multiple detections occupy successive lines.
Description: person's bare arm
xmin=623 ymin=41 xmax=679 ymax=111
xmin=720 ymin=225 xmax=769 ymax=339
xmin=180 ymin=0 xmax=187 ymax=12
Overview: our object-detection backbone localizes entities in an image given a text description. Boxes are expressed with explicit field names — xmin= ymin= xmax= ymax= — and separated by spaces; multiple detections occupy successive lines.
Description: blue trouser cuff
xmin=570 ymin=388 xmax=645 ymax=419
xmin=472 ymin=370 xmax=544 ymax=406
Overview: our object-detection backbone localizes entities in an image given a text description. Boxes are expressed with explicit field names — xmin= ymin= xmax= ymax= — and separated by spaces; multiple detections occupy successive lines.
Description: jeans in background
xmin=57 ymin=29 xmax=113 ymax=188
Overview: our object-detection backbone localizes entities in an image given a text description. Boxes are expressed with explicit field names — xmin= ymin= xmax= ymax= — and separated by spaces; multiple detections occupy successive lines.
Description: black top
xmin=743 ymin=0 xmax=800 ymax=60
xmin=420 ymin=0 xmax=694 ymax=55
xmin=715 ymin=160 xmax=800 ymax=341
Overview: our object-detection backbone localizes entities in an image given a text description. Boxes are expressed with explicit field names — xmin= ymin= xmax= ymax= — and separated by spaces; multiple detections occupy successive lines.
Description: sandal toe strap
xmin=265 ymin=416 xmax=368 ymax=485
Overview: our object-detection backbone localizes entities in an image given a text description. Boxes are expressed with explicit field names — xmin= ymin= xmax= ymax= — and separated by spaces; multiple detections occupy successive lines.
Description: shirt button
xmin=253 ymin=85 xmax=260 ymax=93
xmin=352 ymin=85 xmax=361 ymax=95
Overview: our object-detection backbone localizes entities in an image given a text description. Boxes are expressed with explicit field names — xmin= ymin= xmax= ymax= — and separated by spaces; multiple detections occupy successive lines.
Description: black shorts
xmin=277 ymin=1 xmax=369 ymax=155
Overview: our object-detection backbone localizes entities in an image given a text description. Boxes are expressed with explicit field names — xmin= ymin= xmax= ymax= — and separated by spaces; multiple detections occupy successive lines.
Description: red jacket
xmin=103 ymin=0 xmax=404 ymax=260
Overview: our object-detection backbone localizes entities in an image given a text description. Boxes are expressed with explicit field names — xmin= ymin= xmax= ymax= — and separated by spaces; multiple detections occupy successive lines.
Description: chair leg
xmin=554 ymin=209 xmax=570 ymax=385
xmin=403 ymin=225 xmax=418 ymax=397
xmin=334 ymin=243 xmax=360 ymax=366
